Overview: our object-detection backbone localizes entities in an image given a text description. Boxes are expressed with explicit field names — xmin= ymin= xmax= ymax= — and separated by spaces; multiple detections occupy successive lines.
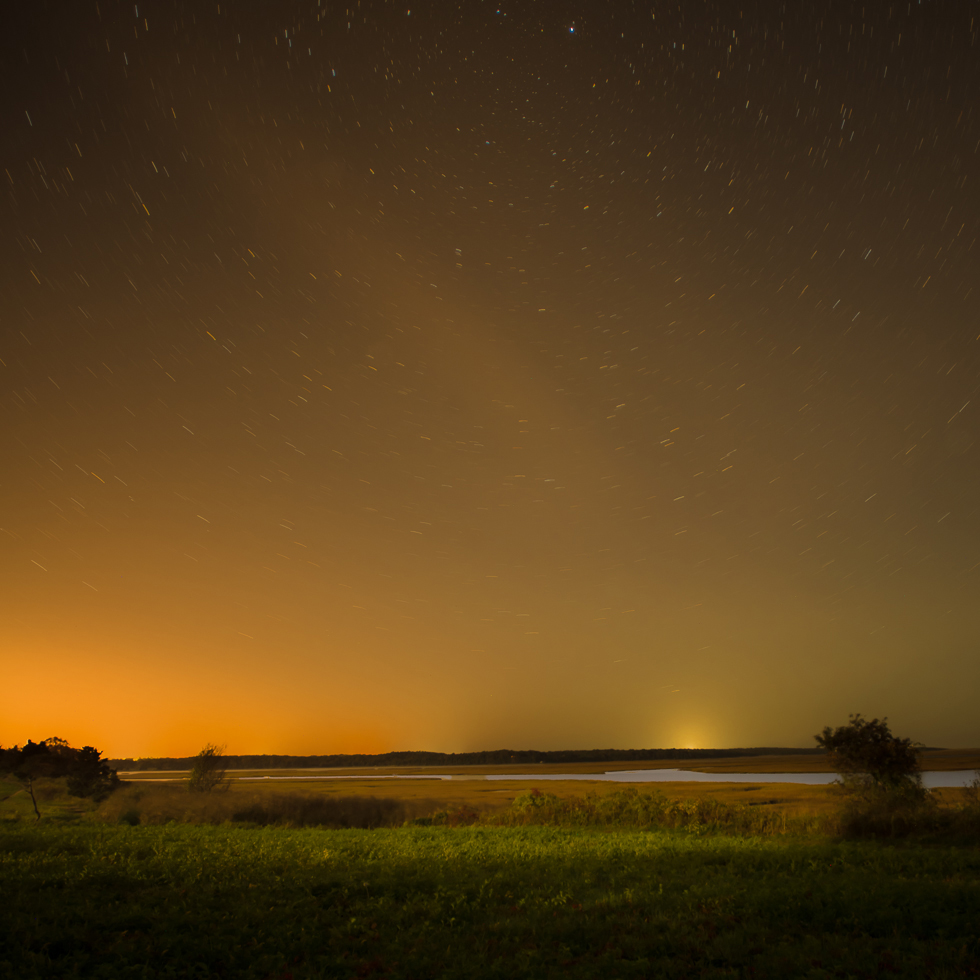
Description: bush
xmin=231 ymin=794 xmax=406 ymax=829
xmin=428 ymin=805 xmax=480 ymax=827
xmin=187 ymin=744 xmax=229 ymax=794
xmin=962 ymin=770 xmax=980 ymax=810
xmin=823 ymin=773 xmax=980 ymax=840
xmin=833 ymin=781 xmax=935 ymax=838
xmin=488 ymin=787 xmax=802 ymax=836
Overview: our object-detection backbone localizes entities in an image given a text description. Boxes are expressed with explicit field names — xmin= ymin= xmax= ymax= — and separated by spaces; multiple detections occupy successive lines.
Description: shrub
xmin=187 ymin=744 xmax=229 ymax=794
xmin=97 ymin=782 xmax=419 ymax=829
xmin=833 ymin=781 xmax=936 ymax=838
xmin=429 ymin=805 xmax=480 ymax=827
xmin=963 ymin=770 xmax=980 ymax=810
xmin=490 ymin=787 xmax=799 ymax=836
xmin=231 ymin=794 xmax=406 ymax=829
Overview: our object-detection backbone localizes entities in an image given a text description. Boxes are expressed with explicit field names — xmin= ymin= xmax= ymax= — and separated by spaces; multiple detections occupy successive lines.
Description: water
xmin=480 ymin=769 xmax=978 ymax=789
xmin=236 ymin=769 xmax=975 ymax=788
xmin=124 ymin=770 xmax=977 ymax=788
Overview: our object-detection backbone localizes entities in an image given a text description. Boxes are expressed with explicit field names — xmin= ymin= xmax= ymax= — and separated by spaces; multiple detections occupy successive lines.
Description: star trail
xmin=2 ymin=1 xmax=978 ymax=756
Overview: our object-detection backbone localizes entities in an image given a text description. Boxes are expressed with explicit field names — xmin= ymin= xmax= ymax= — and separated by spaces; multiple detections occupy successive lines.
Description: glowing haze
xmin=3 ymin=2 xmax=978 ymax=758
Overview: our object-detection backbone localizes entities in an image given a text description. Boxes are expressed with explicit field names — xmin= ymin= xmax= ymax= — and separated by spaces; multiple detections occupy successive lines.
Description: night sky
xmin=3 ymin=1 xmax=979 ymax=758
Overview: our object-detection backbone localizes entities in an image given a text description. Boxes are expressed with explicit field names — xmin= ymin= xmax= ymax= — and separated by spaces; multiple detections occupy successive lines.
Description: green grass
xmin=2 ymin=821 xmax=980 ymax=978
xmin=0 ymin=775 xmax=92 ymax=824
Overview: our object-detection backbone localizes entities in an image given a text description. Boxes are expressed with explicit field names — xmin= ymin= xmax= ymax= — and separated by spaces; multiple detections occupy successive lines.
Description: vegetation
xmin=2 ymin=724 xmax=978 ymax=974
xmin=186 ymin=742 xmax=229 ymax=794
xmin=443 ymin=787 xmax=819 ymax=836
xmin=3 ymin=820 xmax=980 ymax=978
xmin=94 ymin=782 xmax=809 ymax=834
xmin=233 ymin=793 xmax=408 ymax=829
xmin=811 ymin=715 xmax=961 ymax=839
xmin=96 ymin=780 xmax=437 ymax=829
xmin=815 ymin=714 xmax=922 ymax=789
xmin=0 ymin=738 xmax=119 ymax=820
xmin=37 ymin=775 xmax=980 ymax=841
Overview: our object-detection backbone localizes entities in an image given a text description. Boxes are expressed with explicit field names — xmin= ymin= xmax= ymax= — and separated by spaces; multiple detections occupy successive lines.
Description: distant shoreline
xmin=109 ymin=746 xmax=829 ymax=771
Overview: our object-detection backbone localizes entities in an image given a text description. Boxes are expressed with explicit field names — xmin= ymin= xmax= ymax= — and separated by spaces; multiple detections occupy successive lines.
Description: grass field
xmin=3 ymin=772 xmax=980 ymax=977
xmin=3 ymin=819 xmax=980 ymax=979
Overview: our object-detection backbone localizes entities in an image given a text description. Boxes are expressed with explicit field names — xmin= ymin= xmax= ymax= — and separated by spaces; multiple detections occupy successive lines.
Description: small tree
xmin=815 ymin=714 xmax=922 ymax=789
xmin=1 ymin=740 xmax=60 ymax=821
xmin=65 ymin=745 xmax=122 ymax=801
xmin=187 ymin=743 xmax=229 ymax=793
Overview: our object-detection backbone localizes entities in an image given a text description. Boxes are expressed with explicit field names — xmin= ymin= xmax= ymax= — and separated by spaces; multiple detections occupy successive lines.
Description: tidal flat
xmin=3 ymin=820 xmax=979 ymax=979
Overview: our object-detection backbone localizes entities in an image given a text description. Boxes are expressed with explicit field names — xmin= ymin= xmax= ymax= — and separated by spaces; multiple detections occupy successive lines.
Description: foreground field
xmin=3 ymin=821 xmax=979 ymax=979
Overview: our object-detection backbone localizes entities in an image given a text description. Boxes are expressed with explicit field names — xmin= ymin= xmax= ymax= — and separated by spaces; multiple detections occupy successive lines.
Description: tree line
xmin=109 ymin=745 xmax=826 ymax=771
xmin=0 ymin=738 xmax=119 ymax=820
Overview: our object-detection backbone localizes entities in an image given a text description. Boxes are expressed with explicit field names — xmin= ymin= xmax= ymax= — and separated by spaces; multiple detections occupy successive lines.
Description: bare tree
xmin=187 ymin=743 xmax=230 ymax=793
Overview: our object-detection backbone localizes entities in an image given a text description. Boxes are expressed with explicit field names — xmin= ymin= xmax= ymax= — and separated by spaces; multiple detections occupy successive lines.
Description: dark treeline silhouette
xmin=2 ymin=737 xmax=120 ymax=820
xmin=109 ymin=746 xmax=825 ymax=771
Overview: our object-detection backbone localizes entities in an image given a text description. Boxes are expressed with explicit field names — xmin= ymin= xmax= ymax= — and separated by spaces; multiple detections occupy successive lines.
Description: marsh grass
xmin=472 ymin=787 xmax=823 ymax=836
xmin=93 ymin=783 xmax=819 ymax=836
xmin=232 ymin=793 xmax=408 ymax=829
xmin=9 ymin=770 xmax=980 ymax=844
xmin=95 ymin=780 xmax=435 ymax=829
xmin=475 ymin=783 xmax=980 ymax=842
